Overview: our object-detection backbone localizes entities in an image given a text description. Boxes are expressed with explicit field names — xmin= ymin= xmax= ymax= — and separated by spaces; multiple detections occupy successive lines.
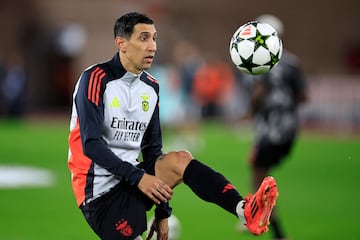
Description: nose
xmin=149 ymin=39 xmax=157 ymax=52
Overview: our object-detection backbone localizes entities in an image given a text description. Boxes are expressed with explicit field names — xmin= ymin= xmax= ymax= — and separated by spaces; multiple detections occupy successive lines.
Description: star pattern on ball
xmin=250 ymin=29 xmax=271 ymax=52
xmin=230 ymin=37 xmax=239 ymax=52
xmin=239 ymin=54 xmax=259 ymax=74
xmin=269 ymin=51 xmax=281 ymax=67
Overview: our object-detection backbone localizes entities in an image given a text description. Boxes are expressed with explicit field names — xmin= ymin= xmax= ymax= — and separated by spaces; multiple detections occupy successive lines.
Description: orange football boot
xmin=244 ymin=176 xmax=278 ymax=235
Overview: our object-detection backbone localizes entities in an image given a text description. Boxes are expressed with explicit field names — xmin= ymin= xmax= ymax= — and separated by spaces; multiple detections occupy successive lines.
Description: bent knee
xmin=155 ymin=150 xmax=194 ymax=185
xmin=177 ymin=150 xmax=193 ymax=162
xmin=162 ymin=150 xmax=193 ymax=169
xmin=164 ymin=150 xmax=193 ymax=161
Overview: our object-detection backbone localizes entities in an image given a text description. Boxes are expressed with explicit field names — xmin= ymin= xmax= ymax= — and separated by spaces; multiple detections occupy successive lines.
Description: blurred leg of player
xmin=253 ymin=167 xmax=284 ymax=238
xmin=249 ymin=142 xmax=291 ymax=239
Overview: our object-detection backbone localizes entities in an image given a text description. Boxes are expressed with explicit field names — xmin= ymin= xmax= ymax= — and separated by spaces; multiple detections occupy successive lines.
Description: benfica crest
xmin=115 ymin=219 xmax=133 ymax=237
xmin=141 ymin=94 xmax=150 ymax=112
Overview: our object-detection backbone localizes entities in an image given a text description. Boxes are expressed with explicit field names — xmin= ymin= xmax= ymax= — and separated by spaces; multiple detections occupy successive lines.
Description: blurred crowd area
xmin=0 ymin=0 xmax=360 ymax=134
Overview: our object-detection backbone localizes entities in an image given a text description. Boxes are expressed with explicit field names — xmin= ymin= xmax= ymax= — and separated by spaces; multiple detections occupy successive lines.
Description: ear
xmin=115 ymin=36 xmax=126 ymax=53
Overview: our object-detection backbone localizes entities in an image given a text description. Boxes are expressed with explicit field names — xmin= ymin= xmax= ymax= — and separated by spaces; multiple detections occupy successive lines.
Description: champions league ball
xmin=229 ymin=21 xmax=283 ymax=75
xmin=147 ymin=215 xmax=181 ymax=240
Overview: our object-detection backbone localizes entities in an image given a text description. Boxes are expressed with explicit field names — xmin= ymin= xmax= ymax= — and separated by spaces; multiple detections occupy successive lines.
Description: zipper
xmin=128 ymin=81 xmax=132 ymax=108
xmin=127 ymin=75 xmax=138 ymax=111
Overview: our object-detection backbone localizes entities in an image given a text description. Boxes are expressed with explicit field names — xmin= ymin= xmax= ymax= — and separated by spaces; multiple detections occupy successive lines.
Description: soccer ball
xmin=229 ymin=21 xmax=283 ymax=75
xmin=147 ymin=215 xmax=181 ymax=240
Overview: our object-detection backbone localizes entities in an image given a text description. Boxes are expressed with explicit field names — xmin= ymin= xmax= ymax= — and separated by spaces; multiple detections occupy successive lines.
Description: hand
xmin=138 ymin=173 xmax=173 ymax=204
xmin=146 ymin=218 xmax=169 ymax=240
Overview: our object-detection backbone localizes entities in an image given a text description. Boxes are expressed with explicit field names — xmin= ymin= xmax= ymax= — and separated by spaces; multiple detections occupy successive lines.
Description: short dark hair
xmin=114 ymin=12 xmax=154 ymax=39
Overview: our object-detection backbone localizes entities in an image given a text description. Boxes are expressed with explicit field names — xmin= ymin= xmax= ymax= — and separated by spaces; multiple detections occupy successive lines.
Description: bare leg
xmin=154 ymin=150 xmax=193 ymax=188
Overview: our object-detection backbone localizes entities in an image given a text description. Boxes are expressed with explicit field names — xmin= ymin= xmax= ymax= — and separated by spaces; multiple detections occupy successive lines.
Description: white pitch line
xmin=0 ymin=165 xmax=55 ymax=188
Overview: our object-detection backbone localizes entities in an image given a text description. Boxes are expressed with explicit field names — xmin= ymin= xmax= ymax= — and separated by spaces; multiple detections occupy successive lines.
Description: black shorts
xmin=250 ymin=140 xmax=294 ymax=168
xmin=80 ymin=158 xmax=157 ymax=240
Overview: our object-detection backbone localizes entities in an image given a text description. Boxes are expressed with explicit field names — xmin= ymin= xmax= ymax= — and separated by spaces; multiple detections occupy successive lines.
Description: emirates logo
xmin=115 ymin=219 xmax=133 ymax=237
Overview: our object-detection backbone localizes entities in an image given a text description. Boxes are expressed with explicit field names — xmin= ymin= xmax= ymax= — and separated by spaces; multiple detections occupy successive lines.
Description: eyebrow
xmin=139 ymin=31 xmax=157 ymax=35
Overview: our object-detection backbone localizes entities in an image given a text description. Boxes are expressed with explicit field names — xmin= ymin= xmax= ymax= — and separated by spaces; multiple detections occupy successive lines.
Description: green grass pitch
xmin=0 ymin=119 xmax=359 ymax=239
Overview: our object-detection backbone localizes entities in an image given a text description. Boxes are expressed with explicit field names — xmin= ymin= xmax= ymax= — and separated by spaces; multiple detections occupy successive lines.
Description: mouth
xmin=145 ymin=55 xmax=154 ymax=63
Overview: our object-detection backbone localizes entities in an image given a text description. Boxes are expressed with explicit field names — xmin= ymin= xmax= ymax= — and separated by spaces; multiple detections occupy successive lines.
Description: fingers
xmin=157 ymin=183 xmax=173 ymax=198
xmin=146 ymin=227 xmax=155 ymax=240
xmin=144 ymin=183 xmax=172 ymax=205
xmin=138 ymin=174 xmax=173 ymax=204
xmin=152 ymin=183 xmax=172 ymax=204
xmin=146 ymin=218 xmax=169 ymax=240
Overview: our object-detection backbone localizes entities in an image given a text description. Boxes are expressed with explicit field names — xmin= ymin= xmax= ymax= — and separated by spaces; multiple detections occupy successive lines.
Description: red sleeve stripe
xmin=87 ymin=67 xmax=101 ymax=101
xmin=87 ymin=67 xmax=106 ymax=106
xmin=147 ymin=74 xmax=158 ymax=83
xmin=95 ymin=72 xmax=106 ymax=105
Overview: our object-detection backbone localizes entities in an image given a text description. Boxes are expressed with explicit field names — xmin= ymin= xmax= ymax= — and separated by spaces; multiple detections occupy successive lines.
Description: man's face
xmin=117 ymin=23 xmax=157 ymax=74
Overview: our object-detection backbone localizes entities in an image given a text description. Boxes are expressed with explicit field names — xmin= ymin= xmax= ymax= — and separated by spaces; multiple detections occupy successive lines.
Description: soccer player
xmin=67 ymin=12 xmax=278 ymax=240
xmin=241 ymin=14 xmax=308 ymax=240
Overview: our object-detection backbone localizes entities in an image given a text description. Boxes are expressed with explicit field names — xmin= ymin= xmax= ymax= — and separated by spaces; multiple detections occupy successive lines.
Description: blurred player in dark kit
xmin=240 ymin=14 xmax=308 ymax=240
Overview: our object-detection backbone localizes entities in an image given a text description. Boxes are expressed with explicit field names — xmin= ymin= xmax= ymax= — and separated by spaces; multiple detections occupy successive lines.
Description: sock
xmin=183 ymin=159 xmax=243 ymax=216
xmin=236 ymin=200 xmax=247 ymax=224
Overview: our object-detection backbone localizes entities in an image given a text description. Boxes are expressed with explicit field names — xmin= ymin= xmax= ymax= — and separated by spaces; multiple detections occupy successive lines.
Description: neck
xmin=118 ymin=52 xmax=142 ymax=74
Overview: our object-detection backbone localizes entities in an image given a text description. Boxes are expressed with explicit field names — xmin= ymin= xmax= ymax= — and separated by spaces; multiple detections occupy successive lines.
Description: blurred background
xmin=0 ymin=0 xmax=359 ymax=131
xmin=0 ymin=0 xmax=359 ymax=239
